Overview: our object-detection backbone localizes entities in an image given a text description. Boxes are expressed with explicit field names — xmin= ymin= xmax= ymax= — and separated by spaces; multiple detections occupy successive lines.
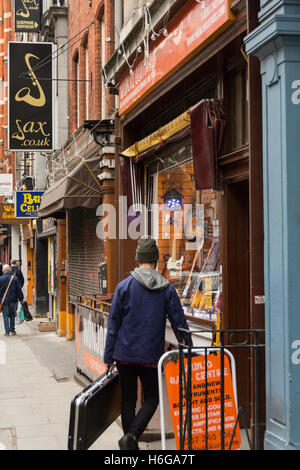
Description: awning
xmin=121 ymin=109 xmax=191 ymax=160
xmin=120 ymin=99 xmax=226 ymax=205
xmin=39 ymin=154 xmax=102 ymax=219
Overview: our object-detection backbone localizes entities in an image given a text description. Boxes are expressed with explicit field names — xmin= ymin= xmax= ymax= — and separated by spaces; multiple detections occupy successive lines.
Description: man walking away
xmin=10 ymin=260 xmax=24 ymax=325
xmin=104 ymin=235 xmax=192 ymax=450
xmin=10 ymin=260 xmax=24 ymax=288
xmin=0 ymin=265 xmax=24 ymax=336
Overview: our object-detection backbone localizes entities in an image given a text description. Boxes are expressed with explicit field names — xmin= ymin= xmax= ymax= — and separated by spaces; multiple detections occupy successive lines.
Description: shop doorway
xmin=222 ymin=179 xmax=251 ymax=424
xmin=35 ymin=237 xmax=49 ymax=316
xmin=27 ymin=239 xmax=35 ymax=306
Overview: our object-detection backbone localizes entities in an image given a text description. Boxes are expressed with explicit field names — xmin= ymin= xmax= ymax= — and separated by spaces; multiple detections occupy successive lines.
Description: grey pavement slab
xmin=0 ymin=316 xmax=82 ymax=450
xmin=0 ymin=427 xmax=17 ymax=450
xmin=17 ymin=436 xmax=61 ymax=451
xmin=0 ymin=315 xmax=166 ymax=451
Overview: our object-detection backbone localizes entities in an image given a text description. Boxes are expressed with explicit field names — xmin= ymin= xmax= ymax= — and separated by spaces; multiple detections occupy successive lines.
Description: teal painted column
xmin=245 ymin=1 xmax=300 ymax=450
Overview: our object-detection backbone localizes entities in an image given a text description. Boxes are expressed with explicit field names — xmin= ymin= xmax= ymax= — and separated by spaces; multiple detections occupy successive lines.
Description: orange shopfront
xmin=105 ymin=0 xmax=265 ymax=446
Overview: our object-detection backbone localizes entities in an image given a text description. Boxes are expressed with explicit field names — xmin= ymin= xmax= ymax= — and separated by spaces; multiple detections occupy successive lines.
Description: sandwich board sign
xmin=164 ymin=352 xmax=241 ymax=450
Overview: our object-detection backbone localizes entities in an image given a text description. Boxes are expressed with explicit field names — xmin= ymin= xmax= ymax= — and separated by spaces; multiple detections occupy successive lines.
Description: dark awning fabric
xmin=39 ymin=154 xmax=102 ymax=219
xmin=190 ymin=99 xmax=226 ymax=190
xmin=119 ymin=99 xmax=226 ymax=205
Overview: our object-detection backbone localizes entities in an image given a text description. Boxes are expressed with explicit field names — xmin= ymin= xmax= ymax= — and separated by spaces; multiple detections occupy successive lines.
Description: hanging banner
xmin=8 ymin=42 xmax=54 ymax=151
xmin=164 ymin=353 xmax=241 ymax=450
xmin=15 ymin=0 xmax=43 ymax=33
xmin=15 ymin=191 xmax=44 ymax=218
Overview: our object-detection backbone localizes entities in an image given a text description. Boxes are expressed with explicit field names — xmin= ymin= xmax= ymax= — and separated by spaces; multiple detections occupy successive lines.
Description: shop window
xmin=186 ymin=74 xmax=217 ymax=108
xmin=160 ymin=102 xmax=186 ymax=127
xmin=101 ymin=17 xmax=106 ymax=118
xmin=73 ymin=52 xmax=79 ymax=130
xmin=137 ymin=76 xmax=217 ymax=141
xmin=146 ymin=147 xmax=221 ymax=324
xmin=84 ymin=41 xmax=89 ymax=120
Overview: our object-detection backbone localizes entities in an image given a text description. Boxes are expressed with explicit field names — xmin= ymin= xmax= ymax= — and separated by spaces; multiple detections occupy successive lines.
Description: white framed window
xmin=101 ymin=17 xmax=106 ymax=119
xmin=85 ymin=44 xmax=89 ymax=120
xmin=76 ymin=57 xmax=79 ymax=128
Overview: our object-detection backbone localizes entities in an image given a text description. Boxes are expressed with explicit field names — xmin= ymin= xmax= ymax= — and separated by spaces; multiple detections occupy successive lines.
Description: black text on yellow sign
xmin=8 ymin=42 xmax=54 ymax=151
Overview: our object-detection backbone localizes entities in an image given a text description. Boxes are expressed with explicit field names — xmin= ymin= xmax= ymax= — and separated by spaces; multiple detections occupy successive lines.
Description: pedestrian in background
xmin=0 ymin=265 xmax=25 ymax=336
xmin=104 ymin=235 xmax=192 ymax=450
xmin=10 ymin=260 xmax=24 ymax=325
xmin=10 ymin=260 xmax=24 ymax=288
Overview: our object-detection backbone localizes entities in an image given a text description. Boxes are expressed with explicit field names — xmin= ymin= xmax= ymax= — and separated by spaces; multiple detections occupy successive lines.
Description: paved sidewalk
xmin=0 ymin=316 xmax=250 ymax=452
xmin=0 ymin=316 xmax=124 ymax=451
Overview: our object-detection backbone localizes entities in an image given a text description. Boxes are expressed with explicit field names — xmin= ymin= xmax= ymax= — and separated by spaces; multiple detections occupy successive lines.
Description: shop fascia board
xmin=120 ymin=5 xmax=247 ymax=126
xmin=104 ymin=0 xmax=246 ymax=85
xmin=103 ymin=0 xmax=185 ymax=85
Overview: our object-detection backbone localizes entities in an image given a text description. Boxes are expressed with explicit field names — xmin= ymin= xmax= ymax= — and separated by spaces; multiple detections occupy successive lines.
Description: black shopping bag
xmin=22 ymin=301 xmax=33 ymax=321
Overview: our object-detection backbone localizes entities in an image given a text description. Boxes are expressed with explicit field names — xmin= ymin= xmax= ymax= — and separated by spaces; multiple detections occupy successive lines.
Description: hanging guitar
xmin=166 ymin=239 xmax=184 ymax=272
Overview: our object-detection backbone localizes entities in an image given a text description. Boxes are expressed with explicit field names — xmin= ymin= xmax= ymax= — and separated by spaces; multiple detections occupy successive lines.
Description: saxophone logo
xmin=9 ymin=42 xmax=53 ymax=151
xmin=16 ymin=0 xmax=39 ymax=19
xmin=15 ymin=53 xmax=46 ymax=108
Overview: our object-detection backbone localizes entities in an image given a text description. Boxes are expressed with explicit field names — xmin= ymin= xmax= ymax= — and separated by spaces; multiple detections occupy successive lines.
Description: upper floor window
xmin=73 ymin=52 xmax=79 ymax=130
xmin=0 ymin=80 xmax=4 ymax=104
xmin=101 ymin=17 xmax=106 ymax=119
xmin=83 ymin=39 xmax=89 ymax=120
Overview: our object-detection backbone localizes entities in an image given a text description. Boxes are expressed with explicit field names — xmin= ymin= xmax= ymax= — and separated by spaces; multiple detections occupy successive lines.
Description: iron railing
xmin=177 ymin=329 xmax=265 ymax=451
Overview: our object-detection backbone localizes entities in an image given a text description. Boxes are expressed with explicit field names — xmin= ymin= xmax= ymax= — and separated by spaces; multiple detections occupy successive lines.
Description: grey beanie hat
xmin=135 ymin=235 xmax=159 ymax=263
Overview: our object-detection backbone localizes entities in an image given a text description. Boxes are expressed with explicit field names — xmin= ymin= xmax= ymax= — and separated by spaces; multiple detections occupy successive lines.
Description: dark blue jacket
xmin=0 ymin=273 xmax=24 ymax=305
xmin=104 ymin=269 xmax=190 ymax=365
xmin=11 ymin=265 xmax=24 ymax=288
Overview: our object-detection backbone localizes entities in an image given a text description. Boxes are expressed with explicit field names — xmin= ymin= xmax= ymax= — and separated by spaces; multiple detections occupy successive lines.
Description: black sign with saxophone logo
xmin=8 ymin=42 xmax=54 ymax=151
xmin=15 ymin=0 xmax=42 ymax=33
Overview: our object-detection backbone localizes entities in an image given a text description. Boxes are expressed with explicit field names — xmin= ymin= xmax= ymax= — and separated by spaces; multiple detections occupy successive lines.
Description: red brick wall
xmin=0 ymin=0 xmax=15 ymax=177
xmin=0 ymin=0 xmax=4 ymax=167
xmin=68 ymin=0 xmax=115 ymax=135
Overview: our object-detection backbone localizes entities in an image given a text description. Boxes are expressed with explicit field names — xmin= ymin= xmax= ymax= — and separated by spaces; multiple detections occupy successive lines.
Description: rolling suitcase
xmin=68 ymin=369 xmax=121 ymax=450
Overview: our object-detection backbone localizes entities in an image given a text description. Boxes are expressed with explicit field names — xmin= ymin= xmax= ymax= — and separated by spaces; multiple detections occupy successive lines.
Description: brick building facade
xmin=68 ymin=0 xmax=115 ymax=133
xmin=0 ymin=0 xmax=15 ymax=265
xmin=39 ymin=0 xmax=116 ymax=341
xmin=0 ymin=0 xmax=14 ymax=176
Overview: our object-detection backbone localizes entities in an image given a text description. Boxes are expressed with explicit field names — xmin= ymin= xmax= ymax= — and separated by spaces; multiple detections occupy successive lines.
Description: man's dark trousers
xmin=2 ymin=303 xmax=16 ymax=334
xmin=116 ymin=363 xmax=159 ymax=438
